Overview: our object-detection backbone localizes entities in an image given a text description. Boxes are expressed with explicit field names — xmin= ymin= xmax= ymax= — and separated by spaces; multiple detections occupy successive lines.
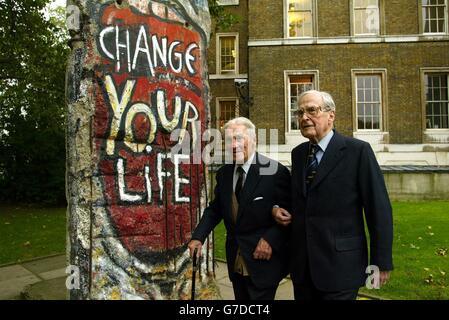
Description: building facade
xmin=208 ymin=0 xmax=249 ymax=131
xmin=208 ymin=0 xmax=449 ymax=166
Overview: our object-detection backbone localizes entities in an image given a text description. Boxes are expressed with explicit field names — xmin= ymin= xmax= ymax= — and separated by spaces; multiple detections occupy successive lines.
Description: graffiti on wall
xmin=67 ymin=0 xmax=213 ymax=299
xmin=95 ymin=2 xmax=206 ymax=259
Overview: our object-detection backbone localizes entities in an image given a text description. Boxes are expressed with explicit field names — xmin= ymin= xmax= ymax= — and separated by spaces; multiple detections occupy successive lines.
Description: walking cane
xmin=191 ymin=248 xmax=198 ymax=300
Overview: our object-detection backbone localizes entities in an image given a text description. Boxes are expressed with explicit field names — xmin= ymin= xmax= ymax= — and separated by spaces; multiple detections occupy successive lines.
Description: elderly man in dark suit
xmin=273 ymin=90 xmax=393 ymax=300
xmin=188 ymin=117 xmax=291 ymax=300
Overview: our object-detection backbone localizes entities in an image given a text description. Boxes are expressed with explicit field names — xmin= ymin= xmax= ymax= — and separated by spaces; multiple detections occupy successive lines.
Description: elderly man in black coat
xmin=273 ymin=90 xmax=393 ymax=300
xmin=189 ymin=117 xmax=291 ymax=300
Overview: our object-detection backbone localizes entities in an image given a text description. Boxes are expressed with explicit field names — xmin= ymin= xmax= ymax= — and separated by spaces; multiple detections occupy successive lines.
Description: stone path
xmin=0 ymin=255 xmax=66 ymax=300
xmin=0 ymin=255 xmax=376 ymax=300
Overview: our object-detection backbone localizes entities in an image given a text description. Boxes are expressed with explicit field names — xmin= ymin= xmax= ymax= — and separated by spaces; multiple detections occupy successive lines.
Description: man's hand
xmin=253 ymin=238 xmax=272 ymax=260
xmin=272 ymin=207 xmax=292 ymax=226
xmin=380 ymin=271 xmax=391 ymax=287
xmin=188 ymin=240 xmax=202 ymax=258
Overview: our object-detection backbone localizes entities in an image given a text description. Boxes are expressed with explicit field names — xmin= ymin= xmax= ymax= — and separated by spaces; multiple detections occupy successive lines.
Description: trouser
xmin=293 ymin=263 xmax=359 ymax=300
xmin=231 ymin=273 xmax=278 ymax=300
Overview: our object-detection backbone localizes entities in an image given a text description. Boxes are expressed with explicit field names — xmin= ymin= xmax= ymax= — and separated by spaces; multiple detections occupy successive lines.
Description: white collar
xmin=316 ymin=130 xmax=334 ymax=152
xmin=235 ymin=152 xmax=256 ymax=174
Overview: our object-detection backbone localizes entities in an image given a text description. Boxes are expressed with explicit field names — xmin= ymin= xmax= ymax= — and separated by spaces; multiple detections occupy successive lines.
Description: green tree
xmin=0 ymin=0 xmax=69 ymax=205
xmin=208 ymin=0 xmax=240 ymax=31
xmin=0 ymin=0 xmax=236 ymax=206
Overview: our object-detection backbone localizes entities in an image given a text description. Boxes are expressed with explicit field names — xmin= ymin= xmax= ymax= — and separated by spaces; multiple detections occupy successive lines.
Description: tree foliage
xmin=0 ymin=0 xmax=236 ymax=206
xmin=208 ymin=0 xmax=240 ymax=31
xmin=0 ymin=0 xmax=69 ymax=205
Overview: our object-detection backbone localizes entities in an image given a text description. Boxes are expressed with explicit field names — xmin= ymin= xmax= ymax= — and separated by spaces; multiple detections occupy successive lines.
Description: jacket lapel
xmin=309 ymin=131 xmax=346 ymax=190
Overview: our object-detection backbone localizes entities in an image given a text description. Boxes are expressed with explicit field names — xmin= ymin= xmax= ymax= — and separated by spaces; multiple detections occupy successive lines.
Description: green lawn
xmin=0 ymin=206 xmax=66 ymax=265
xmin=1 ymin=202 xmax=447 ymax=299
xmin=214 ymin=220 xmax=227 ymax=261
xmin=360 ymin=201 xmax=449 ymax=299
xmin=213 ymin=201 xmax=449 ymax=300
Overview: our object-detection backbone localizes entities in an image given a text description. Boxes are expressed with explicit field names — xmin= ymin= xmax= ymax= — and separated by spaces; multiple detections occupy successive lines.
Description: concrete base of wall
xmin=261 ymin=143 xmax=449 ymax=166
xmin=258 ymin=145 xmax=449 ymax=201
xmin=384 ymin=172 xmax=449 ymax=201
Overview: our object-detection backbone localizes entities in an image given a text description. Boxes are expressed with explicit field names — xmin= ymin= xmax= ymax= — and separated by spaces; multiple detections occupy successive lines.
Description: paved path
xmin=0 ymin=255 xmax=374 ymax=300
xmin=213 ymin=259 xmax=294 ymax=300
xmin=0 ymin=254 xmax=294 ymax=300
xmin=0 ymin=255 xmax=67 ymax=300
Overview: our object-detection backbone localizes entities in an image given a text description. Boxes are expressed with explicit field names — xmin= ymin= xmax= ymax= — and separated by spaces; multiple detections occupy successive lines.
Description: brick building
xmin=208 ymin=0 xmax=449 ymax=166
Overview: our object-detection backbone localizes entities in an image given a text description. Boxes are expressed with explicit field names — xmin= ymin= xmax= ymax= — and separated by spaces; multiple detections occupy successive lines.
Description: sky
xmin=50 ymin=0 xmax=67 ymax=9
xmin=43 ymin=0 xmax=66 ymax=20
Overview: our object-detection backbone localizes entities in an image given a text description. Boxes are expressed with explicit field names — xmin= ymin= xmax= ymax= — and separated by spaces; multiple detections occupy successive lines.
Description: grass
xmin=0 ymin=206 xmax=66 ymax=265
xmin=360 ymin=201 xmax=449 ymax=300
xmin=214 ymin=220 xmax=227 ymax=261
xmin=213 ymin=201 xmax=449 ymax=300
xmin=1 ymin=202 xmax=447 ymax=299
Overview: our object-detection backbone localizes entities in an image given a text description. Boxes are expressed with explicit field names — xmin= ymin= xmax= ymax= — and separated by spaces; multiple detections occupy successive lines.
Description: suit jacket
xmin=191 ymin=153 xmax=291 ymax=289
xmin=290 ymin=130 xmax=393 ymax=291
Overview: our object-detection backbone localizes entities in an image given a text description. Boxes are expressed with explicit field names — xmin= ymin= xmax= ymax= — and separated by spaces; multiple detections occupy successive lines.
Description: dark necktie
xmin=235 ymin=166 xmax=245 ymax=202
xmin=305 ymin=144 xmax=320 ymax=190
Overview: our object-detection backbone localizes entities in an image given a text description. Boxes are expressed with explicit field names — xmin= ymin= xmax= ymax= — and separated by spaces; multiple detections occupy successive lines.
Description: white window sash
xmin=353 ymin=0 xmax=380 ymax=35
xmin=356 ymin=75 xmax=383 ymax=131
xmin=422 ymin=0 xmax=448 ymax=34
xmin=286 ymin=0 xmax=314 ymax=38
xmin=424 ymin=74 xmax=449 ymax=129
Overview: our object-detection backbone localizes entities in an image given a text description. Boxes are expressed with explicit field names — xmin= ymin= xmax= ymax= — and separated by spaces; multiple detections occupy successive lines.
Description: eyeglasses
xmin=297 ymin=105 xmax=329 ymax=118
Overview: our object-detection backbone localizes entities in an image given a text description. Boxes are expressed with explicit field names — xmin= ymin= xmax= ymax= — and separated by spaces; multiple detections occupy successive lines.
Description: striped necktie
xmin=305 ymin=144 xmax=320 ymax=190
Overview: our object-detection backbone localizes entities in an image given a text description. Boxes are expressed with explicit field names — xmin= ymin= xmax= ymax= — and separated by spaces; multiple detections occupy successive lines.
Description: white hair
xmin=223 ymin=117 xmax=256 ymax=131
xmin=298 ymin=90 xmax=336 ymax=112
xmin=223 ymin=117 xmax=256 ymax=142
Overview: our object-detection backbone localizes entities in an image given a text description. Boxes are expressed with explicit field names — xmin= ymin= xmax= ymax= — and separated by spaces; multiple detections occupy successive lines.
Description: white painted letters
xmin=174 ymin=154 xmax=190 ymax=202
xmin=115 ymin=26 xmax=131 ymax=72
xmin=117 ymin=158 xmax=143 ymax=202
xmin=98 ymin=26 xmax=199 ymax=75
xmin=105 ymin=75 xmax=135 ymax=155
xmin=132 ymin=25 xmax=155 ymax=76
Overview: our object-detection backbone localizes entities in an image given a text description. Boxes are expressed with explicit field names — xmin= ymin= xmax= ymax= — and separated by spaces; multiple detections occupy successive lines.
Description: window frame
xmin=215 ymin=97 xmax=239 ymax=130
xmin=350 ymin=0 xmax=383 ymax=36
xmin=352 ymin=69 xmax=388 ymax=133
xmin=284 ymin=70 xmax=319 ymax=133
xmin=217 ymin=0 xmax=239 ymax=5
xmin=421 ymin=68 xmax=449 ymax=133
xmin=216 ymin=33 xmax=239 ymax=75
xmin=419 ymin=0 xmax=449 ymax=35
xmin=284 ymin=0 xmax=318 ymax=38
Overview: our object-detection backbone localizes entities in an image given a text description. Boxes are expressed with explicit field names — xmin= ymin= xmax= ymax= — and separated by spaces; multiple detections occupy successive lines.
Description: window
xmin=287 ymin=0 xmax=314 ymax=38
xmin=217 ymin=34 xmax=238 ymax=74
xmin=422 ymin=0 xmax=448 ymax=33
xmin=352 ymin=70 xmax=388 ymax=143
xmin=356 ymin=75 xmax=382 ymax=130
xmin=288 ymin=74 xmax=315 ymax=131
xmin=425 ymin=73 xmax=449 ymax=129
xmin=353 ymin=0 xmax=380 ymax=35
xmin=217 ymin=99 xmax=238 ymax=130
xmin=217 ymin=0 xmax=239 ymax=5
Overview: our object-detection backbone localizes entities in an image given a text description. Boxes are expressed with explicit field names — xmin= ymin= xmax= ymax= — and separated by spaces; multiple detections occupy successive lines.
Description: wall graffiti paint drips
xmin=66 ymin=0 xmax=215 ymax=300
